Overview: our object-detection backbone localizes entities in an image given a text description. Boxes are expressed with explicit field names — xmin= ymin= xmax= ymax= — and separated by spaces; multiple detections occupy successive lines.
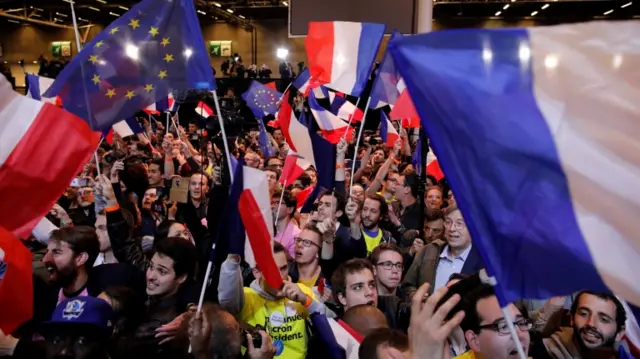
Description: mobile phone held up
xmin=70 ymin=177 xmax=89 ymax=188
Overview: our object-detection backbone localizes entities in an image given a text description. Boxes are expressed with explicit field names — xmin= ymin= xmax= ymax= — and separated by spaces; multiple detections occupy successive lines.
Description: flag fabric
xmin=306 ymin=21 xmax=385 ymax=97
xmin=143 ymin=95 xmax=171 ymax=115
xmin=388 ymin=89 xmax=418 ymax=121
xmin=412 ymin=137 xmax=422 ymax=176
xmin=309 ymin=89 xmax=354 ymax=143
xmin=310 ymin=313 xmax=361 ymax=359
xmin=241 ymin=80 xmax=282 ymax=118
xmin=280 ymin=150 xmax=311 ymax=186
xmin=224 ymin=163 xmax=282 ymax=289
xmin=0 ymin=74 xmax=100 ymax=237
xmin=43 ymin=0 xmax=214 ymax=132
xmin=0 ymin=226 xmax=33 ymax=334
xmin=295 ymin=186 xmax=314 ymax=211
xmin=112 ymin=117 xmax=144 ymax=138
xmin=26 ymin=74 xmax=61 ymax=106
xmin=328 ymin=92 xmax=364 ymax=123
xmin=401 ymin=116 xmax=420 ymax=129
xmin=426 ymin=147 xmax=444 ymax=181
xmin=258 ymin=118 xmax=276 ymax=157
xmin=292 ymin=68 xmax=312 ymax=95
xmin=620 ymin=299 xmax=640 ymax=358
xmin=195 ymin=101 xmax=214 ymax=118
xmin=369 ymin=30 xmax=405 ymax=109
xmin=265 ymin=81 xmax=277 ymax=91
xmin=380 ymin=112 xmax=399 ymax=148
xmin=167 ymin=92 xmax=177 ymax=112
xmin=390 ymin=21 xmax=640 ymax=306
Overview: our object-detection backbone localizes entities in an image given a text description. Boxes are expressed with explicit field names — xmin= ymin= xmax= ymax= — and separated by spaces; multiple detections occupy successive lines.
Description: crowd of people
xmin=0 ymin=89 xmax=632 ymax=359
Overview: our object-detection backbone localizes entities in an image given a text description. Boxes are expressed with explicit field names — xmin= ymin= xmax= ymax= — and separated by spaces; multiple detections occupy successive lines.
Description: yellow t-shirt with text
xmin=240 ymin=284 xmax=315 ymax=359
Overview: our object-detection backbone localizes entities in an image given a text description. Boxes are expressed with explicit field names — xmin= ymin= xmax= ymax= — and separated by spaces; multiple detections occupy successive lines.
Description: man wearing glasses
xmin=458 ymin=284 xmax=532 ymax=359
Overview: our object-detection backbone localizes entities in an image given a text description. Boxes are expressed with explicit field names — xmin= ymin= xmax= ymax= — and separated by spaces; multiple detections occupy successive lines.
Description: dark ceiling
xmin=0 ymin=0 xmax=636 ymax=30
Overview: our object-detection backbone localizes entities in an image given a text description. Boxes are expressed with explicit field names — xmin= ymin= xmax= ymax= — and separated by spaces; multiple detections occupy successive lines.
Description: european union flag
xmin=241 ymin=80 xmax=282 ymax=118
xmin=44 ymin=0 xmax=214 ymax=131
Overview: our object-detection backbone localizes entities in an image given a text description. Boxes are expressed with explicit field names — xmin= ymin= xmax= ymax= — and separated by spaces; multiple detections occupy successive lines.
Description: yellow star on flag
xmin=89 ymin=55 xmax=99 ymax=64
xmin=125 ymin=90 xmax=135 ymax=100
xmin=128 ymin=19 xmax=140 ymax=29
xmin=95 ymin=40 xmax=104 ymax=48
xmin=163 ymin=53 xmax=174 ymax=63
xmin=106 ymin=89 xmax=116 ymax=98
xmin=91 ymin=74 xmax=101 ymax=85
xmin=158 ymin=70 xmax=168 ymax=79
xmin=144 ymin=84 xmax=154 ymax=92
xmin=109 ymin=27 xmax=119 ymax=35
xmin=161 ymin=37 xmax=170 ymax=47
xmin=149 ymin=27 xmax=159 ymax=37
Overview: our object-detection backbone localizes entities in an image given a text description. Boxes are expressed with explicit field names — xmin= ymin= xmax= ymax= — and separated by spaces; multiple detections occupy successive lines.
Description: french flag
xmin=0 ymin=74 xmax=100 ymax=237
xmin=328 ymin=92 xmax=364 ymax=123
xmin=309 ymin=89 xmax=354 ymax=143
xmin=112 ymin=117 xmax=144 ymax=138
xmin=26 ymin=74 xmax=61 ymax=106
xmin=310 ymin=313 xmax=362 ymax=359
xmin=167 ymin=93 xmax=176 ymax=112
xmin=195 ymin=101 xmax=214 ymax=118
xmin=391 ymin=21 xmax=640 ymax=306
xmin=380 ymin=112 xmax=399 ymax=148
xmin=292 ymin=68 xmax=312 ymax=96
xmin=280 ymin=150 xmax=311 ymax=186
xmin=306 ymin=21 xmax=385 ymax=97
xmin=226 ymin=163 xmax=283 ymax=289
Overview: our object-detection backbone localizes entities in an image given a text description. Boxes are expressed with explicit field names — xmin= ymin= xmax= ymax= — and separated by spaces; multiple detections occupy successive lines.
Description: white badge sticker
xmin=269 ymin=312 xmax=285 ymax=327
xmin=284 ymin=302 xmax=298 ymax=317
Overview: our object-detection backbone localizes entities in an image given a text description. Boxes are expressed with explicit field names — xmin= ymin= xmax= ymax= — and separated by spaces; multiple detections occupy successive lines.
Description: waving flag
xmin=44 ymin=0 xmax=214 ymax=132
xmin=292 ymin=68 xmax=312 ymax=95
xmin=370 ymin=30 xmax=405 ymax=109
xmin=0 ymin=226 xmax=33 ymax=333
xmin=241 ymin=80 xmax=282 ymax=118
xmin=306 ymin=21 xmax=385 ymax=97
xmin=380 ymin=112 xmax=399 ymax=147
xmin=280 ymin=150 xmax=311 ymax=186
xmin=223 ymin=163 xmax=282 ymax=289
xmin=389 ymin=89 xmax=418 ymax=121
xmin=329 ymin=92 xmax=364 ymax=123
xmin=26 ymin=74 xmax=61 ymax=106
xmin=112 ymin=117 xmax=144 ymax=138
xmin=310 ymin=313 xmax=362 ymax=359
xmin=195 ymin=101 xmax=214 ymax=118
xmin=0 ymin=74 xmax=100 ymax=237
xmin=309 ymin=88 xmax=354 ymax=143
xmin=412 ymin=137 xmax=422 ymax=176
xmin=258 ymin=118 xmax=276 ymax=157
xmin=390 ymin=21 xmax=640 ymax=306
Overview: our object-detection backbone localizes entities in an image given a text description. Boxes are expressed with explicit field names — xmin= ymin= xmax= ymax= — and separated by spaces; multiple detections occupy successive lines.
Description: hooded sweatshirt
xmin=218 ymin=258 xmax=328 ymax=359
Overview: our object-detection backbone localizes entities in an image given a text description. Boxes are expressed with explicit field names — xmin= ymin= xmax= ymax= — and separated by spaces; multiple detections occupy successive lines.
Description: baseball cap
xmin=43 ymin=296 xmax=114 ymax=333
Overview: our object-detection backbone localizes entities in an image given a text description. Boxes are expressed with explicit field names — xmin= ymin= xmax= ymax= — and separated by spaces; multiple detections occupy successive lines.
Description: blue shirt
xmin=433 ymin=244 xmax=473 ymax=291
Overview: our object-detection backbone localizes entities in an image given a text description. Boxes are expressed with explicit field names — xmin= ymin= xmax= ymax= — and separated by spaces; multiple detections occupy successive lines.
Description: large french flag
xmin=306 ymin=21 xmax=385 ymax=97
xmin=390 ymin=21 xmax=640 ymax=306
xmin=0 ymin=74 xmax=100 ymax=237
xmin=380 ymin=112 xmax=399 ymax=148
xmin=310 ymin=313 xmax=362 ymax=359
xmin=309 ymin=88 xmax=354 ymax=143
xmin=224 ymin=163 xmax=283 ymax=289
xmin=26 ymin=74 xmax=61 ymax=106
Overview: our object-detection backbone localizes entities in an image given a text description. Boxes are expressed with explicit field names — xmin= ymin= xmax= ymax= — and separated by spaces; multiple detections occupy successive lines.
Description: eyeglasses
xmin=477 ymin=318 xmax=533 ymax=335
xmin=376 ymin=261 xmax=403 ymax=271
xmin=295 ymin=237 xmax=320 ymax=249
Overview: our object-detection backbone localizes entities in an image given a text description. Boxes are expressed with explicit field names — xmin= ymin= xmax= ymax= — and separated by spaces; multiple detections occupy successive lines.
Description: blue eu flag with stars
xmin=241 ymin=80 xmax=282 ymax=118
xmin=44 ymin=0 xmax=214 ymax=132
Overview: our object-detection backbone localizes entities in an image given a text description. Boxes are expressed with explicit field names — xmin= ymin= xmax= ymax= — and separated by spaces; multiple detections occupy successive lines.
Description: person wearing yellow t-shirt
xmin=218 ymin=242 xmax=330 ymax=359
xmin=289 ymin=223 xmax=324 ymax=289
xmin=345 ymin=193 xmax=395 ymax=256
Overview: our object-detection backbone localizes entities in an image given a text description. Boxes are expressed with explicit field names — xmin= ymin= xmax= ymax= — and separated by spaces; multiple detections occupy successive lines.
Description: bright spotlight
xmin=276 ymin=48 xmax=289 ymax=59
xmin=184 ymin=48 xmax=193 ymax=59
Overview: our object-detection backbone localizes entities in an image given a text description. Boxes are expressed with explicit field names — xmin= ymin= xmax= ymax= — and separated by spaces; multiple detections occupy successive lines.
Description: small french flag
xmin=292 ymin=68 xmax=312 ymax=95
xmin=25 ymin=74 xmax=62 ymax=106
xmin=195 ymin=101 xmax=214 ymax=118
xmin=280 ymin=150 xmax=311 ymax=186
xmin=310 ymin=313 xmax=362 ymax=359
xmin=306 ymin=21 xmax=385 ymax=97
xmin=112 ymin=117 xmax=144 ymax=138
xmin=329 ymin=92 xmax=364 ymax=123
xmin=308 ymin=89 xmax=354 ymax=143
xmin=380 ymin=112 xmax=400 ymax=148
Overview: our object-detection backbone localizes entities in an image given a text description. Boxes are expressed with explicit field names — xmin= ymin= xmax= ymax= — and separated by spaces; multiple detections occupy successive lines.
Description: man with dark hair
xmin=358 ymin=328 xmax=409 ymax=359
xmin=331 ymin=258 xmax=378 ymax=312
xmin=459 ymin=284 xmax=532 ymax=359
xmin=272 ymin=190 xmax=300 ymax=258
xmin=264 ymin=165 xmax=280 ymax=195
xmin=530 ymin=290 xmax=627 ymax=359
xmin=369 ymin=243 xmax=411 ymax=331
xmin=392 ymin=171 xmax=421 ymax=234
xmin=147 ymin=158 xmax=165 ymax=188
xmin=344 ymin=193 xmax=394 ymax=256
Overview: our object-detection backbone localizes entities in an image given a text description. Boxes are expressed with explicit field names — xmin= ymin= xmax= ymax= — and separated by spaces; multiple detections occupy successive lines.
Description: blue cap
xmin=44 ymin=296 xmax=114 ymax=332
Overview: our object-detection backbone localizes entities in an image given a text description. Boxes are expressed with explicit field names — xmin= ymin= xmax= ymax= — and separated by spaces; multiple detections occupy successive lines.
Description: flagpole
xmin=349 ymin=97 xmax=372 ymax=196
xmin=274 ymin=180 xmax=287 ymax=227
xmin=165 ymin=111 xmax=170 ymax=134
xmin=341 ymin=97 xmax=362 ymax=142
xmin=211 ymin=91 xmax=235 ymax=183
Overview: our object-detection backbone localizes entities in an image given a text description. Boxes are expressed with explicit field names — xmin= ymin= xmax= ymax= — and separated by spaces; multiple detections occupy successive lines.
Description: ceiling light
xmin=118 ymin=5 xmax=129 ymax=10
xmin=541 ymin=4 xmax=549 ymax=9
xmin=88 ymin=6 xmax=100 ymax=11
xmin=213 ymin=2 xmax=221 ymax=7
xmin=197 ymin=10 xmax=206 ymax=14
xmin=239 ymin=14 xmax=245 ymax=18
xmin=531 ymin=10 xmax=538 ymax=16
xmin=604 ymin=9 xmax=614 ymax=15
xmin=226 ymin=8 xmax=234 ymax=13
xmin=503 ymin=4 xmax=509 ymax=9
xmin=109 ymin=11 xmax=119 ymax=16
xmin=8 ymin=19 xmax=19 ymax=23
xmin=282 ymin=1 xmax=288 ymax=5
xmin=32 ymin=13 xmax=42 ymax=17
xmin=621 ymin=2 xmax=632 ymax=8
xmin=56 ymin=12 xmax=68 ymax=17
xmin=79 ymin=18 xmax=89 ymax=22
xmin=96 ymin=0 xmax=107 ymax=3
xmin=62 ymin=0 xmax=74 ymax=3
xmin=495 ymin=11 xmax=501 ymax=16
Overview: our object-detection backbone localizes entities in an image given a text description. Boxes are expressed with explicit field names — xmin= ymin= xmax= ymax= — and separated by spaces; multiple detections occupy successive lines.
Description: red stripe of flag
xmin=306 ymin=22 xmax=336 ymax=84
